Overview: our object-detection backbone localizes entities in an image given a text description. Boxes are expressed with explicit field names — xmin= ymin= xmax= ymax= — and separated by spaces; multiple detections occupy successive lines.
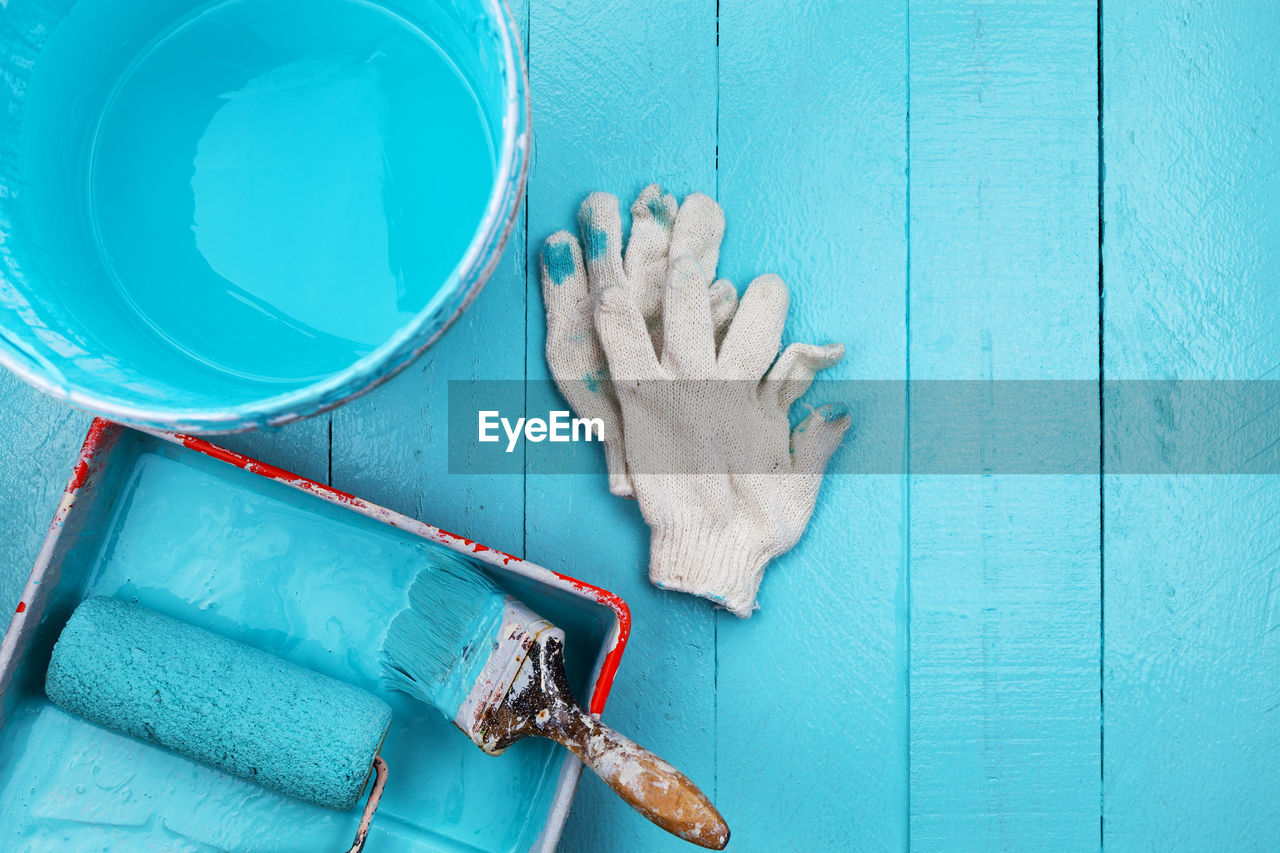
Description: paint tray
xmin=0 ymin=420 xmax=630 ymax=852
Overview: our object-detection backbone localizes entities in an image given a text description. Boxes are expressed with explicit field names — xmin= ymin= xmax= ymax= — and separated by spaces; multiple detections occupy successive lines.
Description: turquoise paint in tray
xmin=0 ymin=423 xmax=627 ymax=852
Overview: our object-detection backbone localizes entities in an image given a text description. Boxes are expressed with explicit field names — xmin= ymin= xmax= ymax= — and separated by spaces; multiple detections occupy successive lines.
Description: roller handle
xmin=346 ymin=755 xmax=388 ymax=853
xmin=544 ymin=712 xmax=730 ymax=850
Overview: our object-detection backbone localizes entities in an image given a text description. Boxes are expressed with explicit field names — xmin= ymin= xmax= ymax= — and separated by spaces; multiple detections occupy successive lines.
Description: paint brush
xmin=382 ymin=549 xmax=730 ymax=849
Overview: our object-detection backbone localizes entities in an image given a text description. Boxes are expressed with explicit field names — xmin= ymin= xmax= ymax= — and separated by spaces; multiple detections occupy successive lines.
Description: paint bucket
xmin=0 ymin=0 xmax=527 ymax=432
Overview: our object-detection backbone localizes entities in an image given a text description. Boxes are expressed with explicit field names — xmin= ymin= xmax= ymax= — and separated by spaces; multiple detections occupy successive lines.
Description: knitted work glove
xmin=540 ymin=186 xmax=737 ymax=498
xmin=595 ymin=257 xmax=850 ymax=617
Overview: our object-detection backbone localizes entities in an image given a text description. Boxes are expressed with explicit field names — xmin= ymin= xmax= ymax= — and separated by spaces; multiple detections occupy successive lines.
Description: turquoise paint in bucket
xmin=0 ymin=0 xmax=528 ymax=432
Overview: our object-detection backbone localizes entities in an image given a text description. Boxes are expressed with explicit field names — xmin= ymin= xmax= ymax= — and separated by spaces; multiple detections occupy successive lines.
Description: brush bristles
xmin=381 ymin=547 xmax=503 ymax=705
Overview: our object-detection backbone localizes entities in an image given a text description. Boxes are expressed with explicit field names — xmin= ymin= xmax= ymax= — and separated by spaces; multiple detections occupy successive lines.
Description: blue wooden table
xmin=3 ymin=1 xmax=1278 ymax=849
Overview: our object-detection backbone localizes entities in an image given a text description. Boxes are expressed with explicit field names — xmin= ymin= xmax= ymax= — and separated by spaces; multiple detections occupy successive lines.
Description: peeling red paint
xmin=67 ymin=459 xmax=91 ymax=491
xmin=175 ymin=434 xmax=364 ymax=504
xmin=66 ymin=420 xmax=113 ymax=491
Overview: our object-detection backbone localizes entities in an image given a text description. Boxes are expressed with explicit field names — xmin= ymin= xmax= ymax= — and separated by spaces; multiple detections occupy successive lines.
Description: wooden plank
xmin=714 ymin=1 xmax=909 ymax=850
xmin=907 ymin=1 xmax=1100 ymax=847
xmin=524 ymin=1 xmax=717 ymax=850
xmin=1102 ymin=1 xmax=1280 ymax=847
xmin=0 ymin=375 xmax=91 ymax=613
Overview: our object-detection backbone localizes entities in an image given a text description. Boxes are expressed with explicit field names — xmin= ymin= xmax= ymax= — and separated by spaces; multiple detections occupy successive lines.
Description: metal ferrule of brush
xmin=453 ymin=597 xmax=563 ymax=754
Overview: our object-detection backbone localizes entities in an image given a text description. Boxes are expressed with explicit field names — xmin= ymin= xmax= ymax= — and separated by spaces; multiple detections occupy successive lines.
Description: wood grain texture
xmin=907 ymin=1 xmax=1101 ymax=848
xmin=523 ymin=2 xmax=718 ymax=851
xmin=715 ymin=1 xmax=909 ymax=850
xmin=1103 ymin=0 xmax=1280 ymax=846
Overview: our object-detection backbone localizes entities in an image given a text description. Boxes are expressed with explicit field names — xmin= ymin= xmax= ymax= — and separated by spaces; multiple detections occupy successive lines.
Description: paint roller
xmin=44 ymin=597 xmax=391 ymax=853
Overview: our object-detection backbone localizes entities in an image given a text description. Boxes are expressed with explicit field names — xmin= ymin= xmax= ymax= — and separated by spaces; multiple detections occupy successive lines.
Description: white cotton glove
xmin=594 ymin=257 xmax=850 ymax=617
xmin=540 ymin=186 xmax=738 ymax=498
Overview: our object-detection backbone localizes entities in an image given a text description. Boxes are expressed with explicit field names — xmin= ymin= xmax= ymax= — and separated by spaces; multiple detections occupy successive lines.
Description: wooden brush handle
xmin=547 ymin=712 xmax=730 ymax=850
xmin=474 ymin=626 xmax=729 ymax=849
